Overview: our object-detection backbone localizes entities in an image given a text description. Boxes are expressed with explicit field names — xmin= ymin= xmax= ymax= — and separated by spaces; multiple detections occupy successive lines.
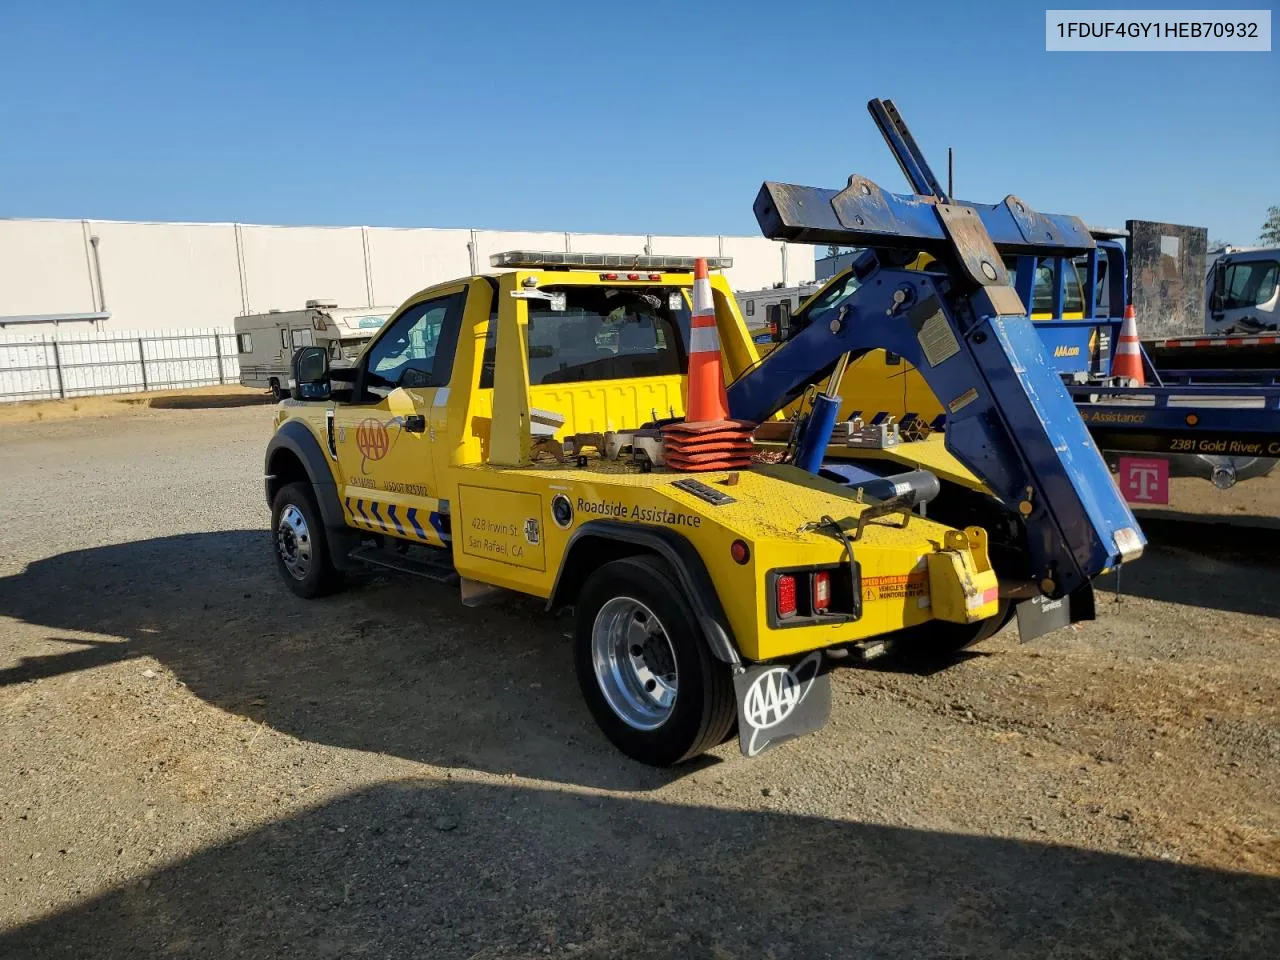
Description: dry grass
xmin=0 ymin=385 xmax=270 ymax=425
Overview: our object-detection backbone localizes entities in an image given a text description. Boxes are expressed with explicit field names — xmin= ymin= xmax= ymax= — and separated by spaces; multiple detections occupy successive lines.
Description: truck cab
xmin=265 ymin=252 xmax=1020 ymax=765
xmin=1208 ymin=247 xmax=1280 ymax=334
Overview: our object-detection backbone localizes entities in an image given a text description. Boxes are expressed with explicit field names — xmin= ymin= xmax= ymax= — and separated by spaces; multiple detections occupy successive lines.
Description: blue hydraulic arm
xmin=728 ymin=99 xmax=1145 ymax=600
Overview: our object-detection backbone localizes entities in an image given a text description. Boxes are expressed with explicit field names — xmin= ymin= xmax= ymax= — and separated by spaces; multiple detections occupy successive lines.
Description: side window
xmin=1258 ymin=264 xmax=1279 ymax=305
xmin=1031 ymin=263 xmax=1055 ymax=314
xmin=745 ymin=299 xmax=755 ymax=316
xmin=478 ymin=296 xmax=500 ymax=389
xmin=1224 ymin=261 xmax=1280 ymax=308
xmin=237 ymin=333 xmax=253 ymax=353
xmin=1063 ymin=261 xmax=1085 ymax=314
xmin=280 ymin=328 xmax=289 ymax=350
xmin=363 ymin=292 xmax=465 ymax=394
xmin=290 ymin=328 xmax=315 ymax=349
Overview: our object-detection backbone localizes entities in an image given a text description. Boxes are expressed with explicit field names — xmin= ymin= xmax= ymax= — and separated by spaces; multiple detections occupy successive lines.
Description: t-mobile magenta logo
xmin=1118 ymin=456 xmax=1168 ymax=504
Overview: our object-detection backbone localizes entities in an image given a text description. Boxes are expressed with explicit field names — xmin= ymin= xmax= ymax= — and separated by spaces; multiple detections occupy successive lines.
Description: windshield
xmin=480 ymin=285 xmax=690 ymax=388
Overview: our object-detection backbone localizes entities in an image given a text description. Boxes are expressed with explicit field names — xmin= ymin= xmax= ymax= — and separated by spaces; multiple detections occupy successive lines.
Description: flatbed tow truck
xmin=264 ymin=99 xmax=1144 ymax=766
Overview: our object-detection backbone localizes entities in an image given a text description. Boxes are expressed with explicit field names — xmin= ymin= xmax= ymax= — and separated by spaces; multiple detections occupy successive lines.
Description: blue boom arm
xmin=728 ymin=99 xmax=1145 ymax=599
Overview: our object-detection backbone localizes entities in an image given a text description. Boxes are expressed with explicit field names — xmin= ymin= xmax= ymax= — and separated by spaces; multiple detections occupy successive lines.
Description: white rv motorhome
xmin=736 ymin=283 xmax=823 ymax=338
xmin=235 ymin=300 xmax=396 ymax=398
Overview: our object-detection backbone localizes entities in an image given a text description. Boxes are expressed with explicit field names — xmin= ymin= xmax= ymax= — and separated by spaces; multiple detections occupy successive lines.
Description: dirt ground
xmin=0 ymin=405 xmax=1277 ymax=959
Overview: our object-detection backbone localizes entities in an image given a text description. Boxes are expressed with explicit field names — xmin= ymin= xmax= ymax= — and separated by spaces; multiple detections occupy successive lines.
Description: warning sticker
xmin=915 ymin=309 xmax=961 ymax=367
xmin=863 ymin=571 xmax=929 ymax=602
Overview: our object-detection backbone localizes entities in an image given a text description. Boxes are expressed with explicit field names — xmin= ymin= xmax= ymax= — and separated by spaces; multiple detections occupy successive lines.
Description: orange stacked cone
xmin=1112 ymin=304 xmax=1145 ymax=386
xmin=662 ymin=258 xmax=755 ymax=471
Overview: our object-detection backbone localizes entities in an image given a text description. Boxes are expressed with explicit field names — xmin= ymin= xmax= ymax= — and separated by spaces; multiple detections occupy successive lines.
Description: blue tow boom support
xmin=729 ymin=99 xmax=1145 ymax=600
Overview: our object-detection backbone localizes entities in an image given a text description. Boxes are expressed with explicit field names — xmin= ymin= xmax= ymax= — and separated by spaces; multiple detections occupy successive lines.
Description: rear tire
xmin=574 ymin=555 xmax=735 ymax=766
xmin=270 ymin=378 xmax=285 ymax=401
xmin=271 ymin=481 xmax=344 ymax=599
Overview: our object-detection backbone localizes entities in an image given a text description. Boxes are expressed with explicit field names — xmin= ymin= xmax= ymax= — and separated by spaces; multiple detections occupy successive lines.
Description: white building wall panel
xmin=91 ymin=220 xmax=242 ymax=332
xmin=472 ymin=230 xmax=568 ymax=269
xmin=239 ymin=225 xmax=369 ymax=315
xmin=0 ymin=219 xmax=811 ymax=339
xmin=647 ymin=234 xmax=723 ymax=257
xmin=365 ymin=227 xmax=473 ymax=308
xmin=719 ymin=236 xmax=786 ymax=293
xmin=0 ymin=220 xmax=96 ymax=317
xmin=566 ymin=233 xmax=649 ymax=255
xmin=785 ymin=242 xmax=817 ymax=285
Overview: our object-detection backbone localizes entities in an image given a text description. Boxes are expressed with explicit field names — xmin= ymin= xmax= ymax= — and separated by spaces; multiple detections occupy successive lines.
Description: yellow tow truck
xmin=264 ymin=253 xmax=1011 ymax=764
xmin=263 ymin=100 xmax=1142 ymax=767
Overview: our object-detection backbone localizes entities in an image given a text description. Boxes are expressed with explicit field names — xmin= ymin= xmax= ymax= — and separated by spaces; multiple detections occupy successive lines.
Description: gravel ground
xmin=1 ymin=404 xmax=1278 ymax=959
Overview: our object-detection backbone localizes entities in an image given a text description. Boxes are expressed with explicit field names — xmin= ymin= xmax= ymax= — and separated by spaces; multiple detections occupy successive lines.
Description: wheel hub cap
xmin=591 ymin=597 xmax=678 ymax=730
xmin=276 ymin=504 xmax=312 ymax=580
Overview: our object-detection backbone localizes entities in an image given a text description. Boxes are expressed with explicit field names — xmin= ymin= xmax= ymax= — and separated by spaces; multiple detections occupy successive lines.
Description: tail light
xmin=813 ymin=571 xmax=831 ymax=612
xmin=776 ymin=574 xmax=798 ymax=619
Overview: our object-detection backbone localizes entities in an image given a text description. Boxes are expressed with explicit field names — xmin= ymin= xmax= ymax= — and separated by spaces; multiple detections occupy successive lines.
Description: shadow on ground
xmin=142 ymin=391 xmax=272 ymax=410
xmin=0 ymin=532 xmax=706 ymax=792
xmin=1118 ymin=514 xmax=1280 ymax=616
xmin=3 ymin=779 xmax=1277 ymax=959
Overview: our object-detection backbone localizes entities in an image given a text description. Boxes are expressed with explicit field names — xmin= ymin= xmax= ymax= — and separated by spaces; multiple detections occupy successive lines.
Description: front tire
xmin=271 ymin=481 xmax=344 ymax=599
xmin=574 ymin=556 xmax=735 ymax=766
xmin=270 ymin=378 xmax=285 ymax=401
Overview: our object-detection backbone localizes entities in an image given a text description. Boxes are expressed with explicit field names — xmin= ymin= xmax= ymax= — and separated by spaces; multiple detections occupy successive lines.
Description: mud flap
xmin=734 ymin=651 xmax=831 ymax=758
xmin=1015 ymin=582 xmax=1096 ymax=643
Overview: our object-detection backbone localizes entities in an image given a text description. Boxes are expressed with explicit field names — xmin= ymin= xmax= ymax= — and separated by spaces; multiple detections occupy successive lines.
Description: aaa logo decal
xmin=742 ymin=652 xmax=822 ymax=757
xmin=356 ymin=418 xmax=391 ymax=473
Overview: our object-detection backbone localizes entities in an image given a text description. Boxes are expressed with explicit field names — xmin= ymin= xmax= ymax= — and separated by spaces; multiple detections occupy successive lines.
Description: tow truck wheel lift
xmin=734 ymin=98 xmax=1144 ymax=614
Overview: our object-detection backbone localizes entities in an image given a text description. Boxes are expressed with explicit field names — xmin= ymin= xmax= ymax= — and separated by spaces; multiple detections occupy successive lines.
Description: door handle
xmin=403 ymin=415 xmax=427 ymax=434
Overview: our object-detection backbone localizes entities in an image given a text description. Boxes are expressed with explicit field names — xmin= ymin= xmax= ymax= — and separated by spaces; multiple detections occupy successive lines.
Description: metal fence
xmin=0 ymin=328 xmax=240 ymax=403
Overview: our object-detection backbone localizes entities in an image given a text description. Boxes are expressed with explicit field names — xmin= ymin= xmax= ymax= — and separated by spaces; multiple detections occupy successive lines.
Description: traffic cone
xmin=662 ymin=257 xmax=755 ymax=472
xmin=686 ymin=257 xmax=730 ymax=422
xmin=1112 ymin=304 xmax=1145 ymax=386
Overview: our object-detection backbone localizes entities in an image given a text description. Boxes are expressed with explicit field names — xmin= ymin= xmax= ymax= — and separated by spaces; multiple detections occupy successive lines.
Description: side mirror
xmin=291 ymin=345 xmax=331 ymax=401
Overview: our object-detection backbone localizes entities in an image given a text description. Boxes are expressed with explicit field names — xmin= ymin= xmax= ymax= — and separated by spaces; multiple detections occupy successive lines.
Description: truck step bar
xmin=348 ymin=543 xmax=459 ymax=584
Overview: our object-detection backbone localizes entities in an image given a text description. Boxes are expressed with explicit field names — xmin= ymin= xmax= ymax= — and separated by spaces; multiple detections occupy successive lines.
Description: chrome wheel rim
xmin=591 ymin=597 xmax=678 ymax=730
xmin=276 ymin=504 xmax=312 ymax=580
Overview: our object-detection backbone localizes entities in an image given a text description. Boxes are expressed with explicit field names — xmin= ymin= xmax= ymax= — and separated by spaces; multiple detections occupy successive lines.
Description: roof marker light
xmin=489 ymin=250 xmax=733 ymax=270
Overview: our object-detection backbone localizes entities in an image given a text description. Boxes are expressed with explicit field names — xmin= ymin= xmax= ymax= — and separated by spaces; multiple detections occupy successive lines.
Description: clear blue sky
xmin=1 ymin=0 xmax=1276 ymax=243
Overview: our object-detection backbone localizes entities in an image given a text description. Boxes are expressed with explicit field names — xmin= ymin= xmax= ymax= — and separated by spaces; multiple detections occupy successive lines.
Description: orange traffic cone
xmin=661 ymin=257 xmax=755 ymax=472
xmin=1112 ymin=304 xmax=1145 ymax=386
xmin=686 ymin=257 xmax=730 ymax=422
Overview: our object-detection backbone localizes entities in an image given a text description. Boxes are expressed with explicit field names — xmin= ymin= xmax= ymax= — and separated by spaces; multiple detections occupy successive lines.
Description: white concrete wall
xmin=93 ymin=221 xmax=243 ymax=331
xmin=239 ymin=225 xmax=369 ymax=315
xmin=0 ymin=220 xmax=96 ymax=316
xmin=364 ymin=227 xmax=473 ymax=306
xmin=0 ymin=218 xmax=815 ymax=336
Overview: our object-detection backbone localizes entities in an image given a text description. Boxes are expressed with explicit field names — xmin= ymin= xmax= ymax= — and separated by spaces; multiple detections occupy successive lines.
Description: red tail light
xmin=648 ymin=273 xmax=662 ymax=280
xmin=626 ymin=272 xmax=640 ymax=280
xmin=776 ymin=574 xmax=797 ymax=619
xmin=601 ymin=272 xmax=619 ymax=280
xmin=813 ymin=571 xmax=831 ymax=612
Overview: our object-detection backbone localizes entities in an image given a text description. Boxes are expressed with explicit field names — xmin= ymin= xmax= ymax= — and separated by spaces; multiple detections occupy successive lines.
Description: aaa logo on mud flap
xmin=356 ymin=418 xmax=390 ymax=472
xmin=742 ymin=652 xmax=822 ymax=757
